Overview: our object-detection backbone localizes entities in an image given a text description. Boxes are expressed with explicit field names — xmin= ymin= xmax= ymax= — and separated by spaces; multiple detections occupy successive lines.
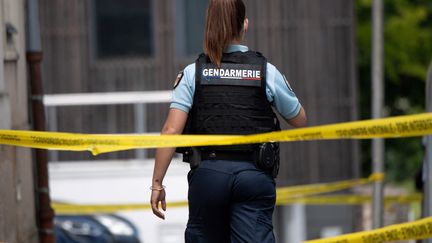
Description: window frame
xmin=88 ymin=0 xmax=157 ymax=65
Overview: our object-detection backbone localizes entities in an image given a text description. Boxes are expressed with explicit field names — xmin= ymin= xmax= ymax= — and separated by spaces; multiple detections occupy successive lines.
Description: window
xmin=94 ymin=0 xmax=153 ymax=58
xmin=175 ymin=0 xmax=209 ymax=57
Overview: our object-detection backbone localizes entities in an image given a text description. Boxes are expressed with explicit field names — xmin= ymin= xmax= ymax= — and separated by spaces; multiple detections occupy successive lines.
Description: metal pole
xmin=371 ymin=0 xmax=385 ymax=229
xmin=425 ymin=63 xmax=432 ymax=243
xmin=134 ymin=103 xmax=147 ymax=159
xmin=26 ymin=0 xmax=55 ymax=242
xmin=280 ymin=204 xmax=306 ymax=243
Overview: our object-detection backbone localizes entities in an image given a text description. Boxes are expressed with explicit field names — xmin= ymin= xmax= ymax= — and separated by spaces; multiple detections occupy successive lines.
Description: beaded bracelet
xmin=150 ymin=185 xmax=166 ymax=191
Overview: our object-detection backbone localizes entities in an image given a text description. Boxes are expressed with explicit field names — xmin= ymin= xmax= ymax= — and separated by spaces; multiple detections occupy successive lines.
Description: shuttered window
xmin=94 ymin=0 xmax=153 ymax=58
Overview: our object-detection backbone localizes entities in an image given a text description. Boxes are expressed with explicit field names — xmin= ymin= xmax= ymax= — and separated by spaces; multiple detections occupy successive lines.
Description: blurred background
xmin=0 ymin=0 xmax=431 ymax=243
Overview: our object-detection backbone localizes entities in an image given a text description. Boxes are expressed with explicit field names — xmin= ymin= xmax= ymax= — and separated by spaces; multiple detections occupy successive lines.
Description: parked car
xmin=55 ymin=214 xmax=141 ymax=243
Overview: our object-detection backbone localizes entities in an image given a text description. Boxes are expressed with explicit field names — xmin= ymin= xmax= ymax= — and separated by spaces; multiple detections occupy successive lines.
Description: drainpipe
xmin=26 ymin=0 xmax=55 ymax=242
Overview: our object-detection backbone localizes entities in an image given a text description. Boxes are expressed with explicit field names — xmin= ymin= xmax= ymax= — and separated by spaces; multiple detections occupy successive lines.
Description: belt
xmin=201 ymin=150 xmax=255 ymax=162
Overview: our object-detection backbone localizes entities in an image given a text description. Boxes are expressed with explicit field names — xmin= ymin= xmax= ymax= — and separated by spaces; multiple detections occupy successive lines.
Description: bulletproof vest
xmin=185 ymin=51 xmax=280 ymax=152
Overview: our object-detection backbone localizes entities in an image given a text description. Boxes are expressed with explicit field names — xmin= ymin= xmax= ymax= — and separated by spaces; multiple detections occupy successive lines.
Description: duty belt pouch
xmin=256 ymin=143 xmax=280 ymax=178
xmin=188 ymin=147 xmax=201 ymax=170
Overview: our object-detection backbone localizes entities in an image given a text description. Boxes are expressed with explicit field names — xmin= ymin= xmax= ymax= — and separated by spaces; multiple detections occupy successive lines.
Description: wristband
xmin=150 ymin=185 xmax=166 ymax=191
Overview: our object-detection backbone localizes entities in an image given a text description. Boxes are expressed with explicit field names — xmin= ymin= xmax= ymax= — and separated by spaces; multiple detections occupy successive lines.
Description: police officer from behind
xmin=150 ymin=0 xmax=307 ymax=242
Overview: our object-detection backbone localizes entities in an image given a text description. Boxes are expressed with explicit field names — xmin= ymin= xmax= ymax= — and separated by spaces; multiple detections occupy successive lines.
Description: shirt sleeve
xmin=170 ymin=63 xmax=196 ymax=113
xmin=266 ymin=63 xmax=301 ymax=120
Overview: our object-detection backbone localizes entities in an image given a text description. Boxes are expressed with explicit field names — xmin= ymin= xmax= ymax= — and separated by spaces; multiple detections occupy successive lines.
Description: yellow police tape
xmin=50 ymin=172 xmax=388 ymax=214
xmin=305 ymin=217 xmax=432 ymax=243
xmin=277 ymin=173 xmax=384 ymax=199
xmin=276 ymin=194 xmax=422 ymax=206
xmin=50 ymin=173 xmax=387 ymax=215
xmin=51 ymin=194 xmax=421 ymax=214
xmin=0 ymin=113 xmax=431 ymax=155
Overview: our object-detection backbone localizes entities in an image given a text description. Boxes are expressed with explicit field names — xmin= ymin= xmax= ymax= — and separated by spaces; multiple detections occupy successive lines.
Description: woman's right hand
xmin=150 ymin=189 xmax=167 ymax=219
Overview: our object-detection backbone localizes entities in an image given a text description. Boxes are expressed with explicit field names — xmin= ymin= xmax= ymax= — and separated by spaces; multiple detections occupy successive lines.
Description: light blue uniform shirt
xmin=170 ymin=44 xmax=301 ymax=120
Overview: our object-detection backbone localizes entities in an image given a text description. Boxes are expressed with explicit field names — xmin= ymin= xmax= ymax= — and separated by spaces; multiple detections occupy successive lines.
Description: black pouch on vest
xmin=256 ymin=143 xmax=280 ymax=178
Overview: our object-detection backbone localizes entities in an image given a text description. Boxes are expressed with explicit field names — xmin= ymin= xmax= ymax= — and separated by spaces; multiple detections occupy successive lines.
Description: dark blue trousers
xmin=185 ymin=160 xmax=276 ymax=243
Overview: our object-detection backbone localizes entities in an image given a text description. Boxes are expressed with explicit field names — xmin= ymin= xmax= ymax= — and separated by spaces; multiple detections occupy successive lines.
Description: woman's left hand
xmin=151 ymin=189 xmax=167 ymax=220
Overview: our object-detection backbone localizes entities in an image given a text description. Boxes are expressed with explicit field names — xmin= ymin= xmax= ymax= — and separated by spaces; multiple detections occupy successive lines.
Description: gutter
xmin=26 ymin=0 xmax=55 ymax=242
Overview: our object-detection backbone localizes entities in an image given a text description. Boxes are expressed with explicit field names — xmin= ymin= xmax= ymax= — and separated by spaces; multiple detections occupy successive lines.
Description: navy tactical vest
xmin=186 ymin=51 xmax=280 ymax=152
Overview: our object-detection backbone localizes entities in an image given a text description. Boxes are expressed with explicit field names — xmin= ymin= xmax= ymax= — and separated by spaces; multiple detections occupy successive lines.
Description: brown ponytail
xmin=204 ymin=0 xmax=246 ymax=67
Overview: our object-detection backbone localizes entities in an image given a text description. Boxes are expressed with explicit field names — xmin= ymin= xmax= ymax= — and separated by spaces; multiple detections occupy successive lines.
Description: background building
xmin=39 ymin=0 xmax=359 ymax=183
xmin=0 ymin=0 xmax=38 ymax=242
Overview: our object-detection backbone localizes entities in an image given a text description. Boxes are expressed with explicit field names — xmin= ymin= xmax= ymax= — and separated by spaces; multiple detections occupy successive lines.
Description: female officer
xmin=150 ymin=0 xmax=307 ymax=242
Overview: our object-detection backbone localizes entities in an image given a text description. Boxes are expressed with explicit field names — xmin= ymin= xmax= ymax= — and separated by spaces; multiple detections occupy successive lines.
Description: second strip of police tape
xmin=52 ymin=194 xmax=421 ymax=214
xmin=51 ymin=172 xmax=398 ymax=214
